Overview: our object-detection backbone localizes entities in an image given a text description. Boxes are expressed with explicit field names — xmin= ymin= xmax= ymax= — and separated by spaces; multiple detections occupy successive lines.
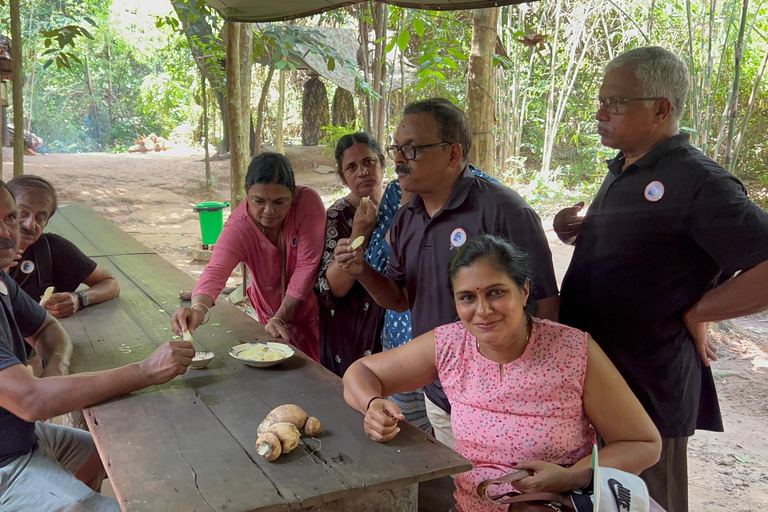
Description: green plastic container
xmin=193 ymin=201 xmax=229 ymax=246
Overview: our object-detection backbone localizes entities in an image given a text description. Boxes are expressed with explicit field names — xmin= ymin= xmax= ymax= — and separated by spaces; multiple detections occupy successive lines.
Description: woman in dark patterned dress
xmin=315 ymin=133 xmax=386 ymax=376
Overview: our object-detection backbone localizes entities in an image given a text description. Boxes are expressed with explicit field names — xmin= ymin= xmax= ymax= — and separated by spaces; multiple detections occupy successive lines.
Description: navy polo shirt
xmin=387 ymin=165 xmax=559 ymax=412
xmin=560 ymin=133 xmax=768 ymax=437
xmin=0 ymin=270 xmax=47 ymax=467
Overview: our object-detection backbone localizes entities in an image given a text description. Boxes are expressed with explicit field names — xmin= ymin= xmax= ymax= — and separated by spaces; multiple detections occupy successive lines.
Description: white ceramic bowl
xmin=228 ymin=342 xmax=294 ymax=368
xmin=190 ymin=351 xmax=215 ymax=369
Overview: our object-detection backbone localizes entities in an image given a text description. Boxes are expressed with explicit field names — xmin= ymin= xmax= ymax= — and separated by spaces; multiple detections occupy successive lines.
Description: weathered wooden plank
xmin=53 ymin=202 xmax=151 ymax=256
xmin=106 ymin=253 xmax=471 ymax=501
xmin=46 ymin=204 xmax=104 ymax=257
xmin=86 ymin=389 xmax=288 ymax=512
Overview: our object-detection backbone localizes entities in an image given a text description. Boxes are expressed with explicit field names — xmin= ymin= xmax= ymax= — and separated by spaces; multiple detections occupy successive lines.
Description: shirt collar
xmin=408 ymin=165 xmax=474 ymax=217
xmin=607 ymin=133 xmax=690 ymax=176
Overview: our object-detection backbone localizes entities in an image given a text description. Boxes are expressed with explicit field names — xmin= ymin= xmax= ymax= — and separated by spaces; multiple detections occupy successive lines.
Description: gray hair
xmin=403 ymin=98 xmax=471 ymax=164
xmin=605 ymin=46 xmax=689 ymax=126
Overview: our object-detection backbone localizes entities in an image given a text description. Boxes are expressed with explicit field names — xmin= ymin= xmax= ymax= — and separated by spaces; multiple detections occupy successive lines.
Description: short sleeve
xmin=497 ymin=207 xmax=559 ymax=301
xmin=49 ymin=234 xmax=98 ymax=293
xmin=7 ymin=274 xmax=47 ymax=338
xmin=685 ymin=173 xmax=768 ymax=274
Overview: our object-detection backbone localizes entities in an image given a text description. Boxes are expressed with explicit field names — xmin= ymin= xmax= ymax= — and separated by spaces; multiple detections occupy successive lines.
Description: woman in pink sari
xmin=172 ymin=153 xmax=325 ymax=362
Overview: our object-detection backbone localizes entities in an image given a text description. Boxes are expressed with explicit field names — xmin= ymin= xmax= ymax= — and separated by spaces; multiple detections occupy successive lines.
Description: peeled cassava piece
xmin=350 ymin=236 xmax=365 ymax=250
xmin=257 ymin=404 xmax=308 ymax=435
xmin=265 ymin=422 xmax=301 ymax=454
xmin=303 ymin=416 xmax=323 ymax=437
xmin=255 ymin=432 xmax=282 ymax=461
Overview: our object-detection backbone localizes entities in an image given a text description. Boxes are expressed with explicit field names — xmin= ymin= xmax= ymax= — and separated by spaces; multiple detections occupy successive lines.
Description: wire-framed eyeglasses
xmin=596 ymin=97 xmax=663 ymax=114
xmin=386 ymin=142 xmax=450 ymax=161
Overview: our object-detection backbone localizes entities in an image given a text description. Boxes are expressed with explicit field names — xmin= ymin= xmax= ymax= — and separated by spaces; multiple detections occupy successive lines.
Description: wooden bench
xmin=48 ymin=203 xmax=471 ymax=512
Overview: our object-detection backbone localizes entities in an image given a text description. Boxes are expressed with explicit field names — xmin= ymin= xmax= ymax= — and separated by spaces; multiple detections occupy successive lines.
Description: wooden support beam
xmin=10 ymin=0 xmax=24 ymax=177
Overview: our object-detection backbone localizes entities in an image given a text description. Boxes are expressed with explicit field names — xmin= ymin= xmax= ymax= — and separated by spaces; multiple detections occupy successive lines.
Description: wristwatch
xmin=77 ymin=291 xmax=89 ymax=308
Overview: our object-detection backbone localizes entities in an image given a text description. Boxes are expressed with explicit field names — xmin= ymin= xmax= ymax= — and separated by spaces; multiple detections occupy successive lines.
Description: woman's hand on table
xmin=511 ymin=460 xmax=592 ymax=494
xmin=171 ymin=306 xmax=206 ymax=336
xmin=351 ymin=198 xmax=378 ymax=240
xmin=363 ymin=398 xmax=404 ymax=442
xmin=265 ymin=317 xmax=291 ymax=341
xmin=334 ymin=238 xmax=365 ymax=276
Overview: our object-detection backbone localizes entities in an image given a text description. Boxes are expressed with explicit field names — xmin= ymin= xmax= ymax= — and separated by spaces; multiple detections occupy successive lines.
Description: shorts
xmin=0 ymin=422 xmax=120 ymax=512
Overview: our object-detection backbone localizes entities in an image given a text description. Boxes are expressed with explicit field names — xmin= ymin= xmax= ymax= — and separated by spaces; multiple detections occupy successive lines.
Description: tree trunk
xmin=467 ymin=7 xmax=500 ymax=175
xmin=276 ymin=68 xmax=286 ymax=154
xmin=372 ymin=3 xmax=388 ymax=142
xmin=202 ymin=67 xmax=211 ymax=188
xmin=254 ymin=65 xmax=275 ymax=157
xmin=302 ymin=74 xmax=330 ymax=146
xmin=332 ymin=88 xmax=356 ymax=127
xmin=215 ymin=89 xmax=230 ymax=155
xmin=227 ymin=21 xmax=253 ymax=208
xmin=358 ymin=4 xmax=373 ymax=134
xmin=724 ymin=0 xmax=748 ymax=168
xmin=10 ymin=0 xmax=23 ymax=176
xmin=84 ymin=54 xmax=102 ymax=144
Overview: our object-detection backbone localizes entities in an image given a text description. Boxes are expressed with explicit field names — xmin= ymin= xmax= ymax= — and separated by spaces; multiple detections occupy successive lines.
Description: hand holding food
xmin=40 ymin=286 xmax=55 ymax=305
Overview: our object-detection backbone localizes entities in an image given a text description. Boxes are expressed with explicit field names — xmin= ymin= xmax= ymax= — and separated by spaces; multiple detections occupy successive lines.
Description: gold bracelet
xmin=192 ymin=303 xmax=212 ymax=325
xmin=269 ymin=317 xmax=287 ymax=328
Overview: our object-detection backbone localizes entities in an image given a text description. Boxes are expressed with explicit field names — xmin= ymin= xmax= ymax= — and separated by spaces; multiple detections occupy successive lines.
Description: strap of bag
xmin=477 ymin=470 xmax=574 ymax=510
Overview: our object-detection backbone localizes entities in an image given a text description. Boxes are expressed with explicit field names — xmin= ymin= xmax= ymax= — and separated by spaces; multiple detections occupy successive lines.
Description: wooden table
xmin=48 ymin=203 xmax=471 ymax=512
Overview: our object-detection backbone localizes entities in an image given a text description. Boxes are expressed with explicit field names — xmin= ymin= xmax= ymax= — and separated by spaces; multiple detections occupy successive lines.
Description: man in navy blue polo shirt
xmin=337 ymin=98 xmax=559 ymax=446
xmin=0 ymin=180 xmax=196 ymax=511
xmin=557 ymin=47 xmax=768 ymax=512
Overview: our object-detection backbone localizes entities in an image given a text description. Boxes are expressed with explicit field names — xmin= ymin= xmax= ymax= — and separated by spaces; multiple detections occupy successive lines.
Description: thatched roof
xmin=207 ymin=0 xmax=537 ymax=22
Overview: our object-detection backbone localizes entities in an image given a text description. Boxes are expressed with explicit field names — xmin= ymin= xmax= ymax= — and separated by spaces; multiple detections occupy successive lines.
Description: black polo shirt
xmin=10 ymin=233 xmax=97 ymax=302
xmin=0 ymin=270 xmax=47 ymax=467
xmin=387 ymin=166 xmax=559 ymax=412
xmin=560 ymin=133 xmax=768 ymax=438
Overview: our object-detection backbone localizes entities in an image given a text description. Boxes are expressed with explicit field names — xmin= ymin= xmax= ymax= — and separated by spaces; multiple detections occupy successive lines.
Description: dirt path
xmin=7 ymin=148 xmax=767 ymax=510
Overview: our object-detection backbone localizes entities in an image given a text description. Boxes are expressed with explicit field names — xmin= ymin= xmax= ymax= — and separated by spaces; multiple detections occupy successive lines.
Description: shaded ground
xmin=5 ymin=147 xmax=767 ymax=510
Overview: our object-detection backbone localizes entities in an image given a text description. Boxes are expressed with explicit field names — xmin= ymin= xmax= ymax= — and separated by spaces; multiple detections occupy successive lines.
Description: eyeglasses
xmin=386 ymin=142 xmax=450 ymax=161
xmin=596 ymin=97 xmax=663 ymax=114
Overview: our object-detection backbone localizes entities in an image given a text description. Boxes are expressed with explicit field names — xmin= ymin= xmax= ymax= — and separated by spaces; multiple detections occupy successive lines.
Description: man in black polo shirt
xmin=337 ymin=98 xmax=559 ymax=446
xmin=7 ymin=175 xmax=120 ymax=318
xmin=0 ymin=180 xmax=195 ymax=511
xmin=556 ymin=47 xmax=768 ymax=512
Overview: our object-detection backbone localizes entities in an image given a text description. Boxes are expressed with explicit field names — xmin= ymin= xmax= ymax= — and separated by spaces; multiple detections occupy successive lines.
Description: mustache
xmin=395 ymin=164 xmax=411 ymax=175
xmin=0 ymin=238 xmax=15 ymax=249
xmin=19 ymin=227 xmax=34 ymax=236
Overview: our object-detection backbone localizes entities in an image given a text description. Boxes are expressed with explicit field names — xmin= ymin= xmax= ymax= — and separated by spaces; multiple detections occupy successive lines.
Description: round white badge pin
xmin=20 ymin=260 xmax=35 ymax=274
xmin=0 ymin=280 xmax=7 ymax=295
xmin=450 ymin=228 xmax=467 ymax=248
xmin=644 ymin=180 xmax=665 ymax=202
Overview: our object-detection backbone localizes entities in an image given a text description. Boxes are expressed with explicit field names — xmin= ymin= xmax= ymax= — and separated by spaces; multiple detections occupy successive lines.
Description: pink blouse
xmin=193 ymin=186 xmax=326 ymax=361
xmin=435 ymin=318 xmax=596 ymax=512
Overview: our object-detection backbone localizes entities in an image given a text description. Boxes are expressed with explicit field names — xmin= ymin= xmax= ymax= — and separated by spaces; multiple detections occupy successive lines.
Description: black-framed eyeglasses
xmin=386 ymin=142 xmax=450 ymax=161
xmin=596 ymin=97 xmax=663 ymax=114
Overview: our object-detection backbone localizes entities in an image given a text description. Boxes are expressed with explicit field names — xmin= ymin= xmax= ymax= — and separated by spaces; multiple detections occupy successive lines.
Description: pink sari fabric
xmin=193 ymin=186 xmax=326 ymax=362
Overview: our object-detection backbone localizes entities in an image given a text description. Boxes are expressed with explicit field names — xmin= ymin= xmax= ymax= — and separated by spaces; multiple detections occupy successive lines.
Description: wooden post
xmin=226 ymin=21 xmax=253 ymax=209
xmin=10 ymin=0 xmax=24 ymax=177
xmin=467 ymin=7 xmax=500 ymax=175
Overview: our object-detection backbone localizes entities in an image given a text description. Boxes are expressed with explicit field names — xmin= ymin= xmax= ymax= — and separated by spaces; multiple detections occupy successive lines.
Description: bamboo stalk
xmin=723 ymin=0 xmax=749 ymax=169
xmin=731 ymin=46 xmax=768 ymax=169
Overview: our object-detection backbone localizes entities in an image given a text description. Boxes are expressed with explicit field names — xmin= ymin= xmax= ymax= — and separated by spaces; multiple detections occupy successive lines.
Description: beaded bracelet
xmin=366 ymin=396 xmax=381 ymax=412
xmin=191 ymin=303 xmax=212 ymax=325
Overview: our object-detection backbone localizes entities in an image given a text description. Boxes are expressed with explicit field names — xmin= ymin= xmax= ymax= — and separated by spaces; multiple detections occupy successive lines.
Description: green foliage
xmin=318 ymin=121 xmax=362 ymax=159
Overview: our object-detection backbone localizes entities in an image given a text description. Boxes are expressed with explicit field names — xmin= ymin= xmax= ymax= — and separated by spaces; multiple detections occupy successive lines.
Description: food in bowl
xmin=237 ymin=345 xmax=284 ymax=362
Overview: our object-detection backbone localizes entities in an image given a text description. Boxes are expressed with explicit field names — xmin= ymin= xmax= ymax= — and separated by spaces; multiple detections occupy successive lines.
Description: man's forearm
xmin=689 ymin=259 xmax=768 ymax=323
xmin=357 ymin=263 xmax=409 ymax=312
xmin=32 ymin=321 xmax=73 ymax=378
xmin=84 ymin=278 xmax=120 ymax=307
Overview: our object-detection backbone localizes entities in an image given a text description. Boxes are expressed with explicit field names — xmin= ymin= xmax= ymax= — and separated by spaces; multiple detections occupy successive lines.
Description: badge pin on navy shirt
xmin=20 ymin=260 xmax=35 ymax=274
xmin=450 ymin=228 xmax=467 ymax=250
xmin=644 ymin=180 xmax=665 ymax=202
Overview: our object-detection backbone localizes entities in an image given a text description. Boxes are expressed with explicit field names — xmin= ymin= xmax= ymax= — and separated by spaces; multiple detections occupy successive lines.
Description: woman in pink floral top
xmin=172 ymin=153 xmax=325 ymax=362
xmin=343 ymin=234 xmax=661 ymax=511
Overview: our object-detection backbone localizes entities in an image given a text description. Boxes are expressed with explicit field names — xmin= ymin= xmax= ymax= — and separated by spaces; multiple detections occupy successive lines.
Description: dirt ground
xmin=4 ymin=147 xmax=767 ymax=511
